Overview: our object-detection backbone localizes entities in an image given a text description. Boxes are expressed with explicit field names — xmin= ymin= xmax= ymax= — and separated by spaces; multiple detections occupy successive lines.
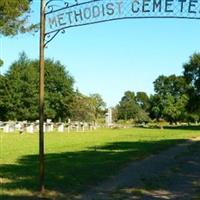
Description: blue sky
xmin=1 ymin=1 xmax=200 ymax=107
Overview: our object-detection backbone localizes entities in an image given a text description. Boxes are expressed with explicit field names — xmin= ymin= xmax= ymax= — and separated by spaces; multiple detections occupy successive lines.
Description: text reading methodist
xmin=46 ymin=0 xmax=200 ymax=34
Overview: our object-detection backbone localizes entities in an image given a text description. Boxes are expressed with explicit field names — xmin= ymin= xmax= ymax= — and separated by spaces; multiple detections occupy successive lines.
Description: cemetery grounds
xmin=0 ymin=127 xmax=200 ymax=199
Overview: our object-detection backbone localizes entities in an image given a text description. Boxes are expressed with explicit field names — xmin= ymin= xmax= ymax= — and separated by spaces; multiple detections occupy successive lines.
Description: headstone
xmin=27 ymin=123 xmax=34 ymax=133
xmin=49 ymin=124 xmax=54 ymax=132
xmin=3 ymin=124 xmax=10 ymax=133
xmin=34 ymin=120 xmax=39 ymax=131
xmin=58 ymin=123 xmax=64 ymax=132
xmin=47 ymin=119 xmax=52 ymax=123
xmin=67 ymin=119 xmax=71 ymax=133
xmin=84 ymin=122 xmax=88 ymax=131
xmin=80 ymin=122 xmax=84 ymax=132
xmin=67 ymin=124 xmax=70 ymax=133
xmin=43 ymin=123 xmax=46 ymax=133
xmin=75 ymin=122 xmax=79 ymax=132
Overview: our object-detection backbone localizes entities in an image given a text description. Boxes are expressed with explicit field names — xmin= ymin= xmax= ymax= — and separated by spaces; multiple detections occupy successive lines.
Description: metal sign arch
xmin=44 ymin=0 xmax=200 ymax=46
xmin=38 ymin=0 xmax=200 ymax=192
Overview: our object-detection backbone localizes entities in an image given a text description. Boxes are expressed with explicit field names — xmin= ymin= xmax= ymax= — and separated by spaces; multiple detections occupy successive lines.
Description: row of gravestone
xmin=0 ymin=121 xmax=97 ymax=133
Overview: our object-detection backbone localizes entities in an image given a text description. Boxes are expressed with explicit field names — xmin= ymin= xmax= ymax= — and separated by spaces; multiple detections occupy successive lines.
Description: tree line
xmin=114 ymin=53 xmax=200 ymax=124
xmin=0 ymin=0 xmax=199 ymax=124
xmin=0 ymin=52 xmax=199 ymax=124
xmin=0 ymin=53 xmax=106 ymax=122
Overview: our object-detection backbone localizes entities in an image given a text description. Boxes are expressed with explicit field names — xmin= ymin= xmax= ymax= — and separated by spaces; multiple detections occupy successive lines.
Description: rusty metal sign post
xmin=39 ymin=0 xmax=200 ymax=192
xmin=39 ymin=0 xmax=45 ymax=192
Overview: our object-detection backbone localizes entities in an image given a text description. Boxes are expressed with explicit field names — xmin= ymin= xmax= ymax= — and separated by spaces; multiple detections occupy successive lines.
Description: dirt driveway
xmin=83 ymin=137 xmax=200 ymax=200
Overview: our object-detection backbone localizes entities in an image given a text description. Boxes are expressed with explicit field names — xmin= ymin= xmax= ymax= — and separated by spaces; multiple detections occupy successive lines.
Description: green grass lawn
xmin=1 ymin=127 xmax=200 ymax=199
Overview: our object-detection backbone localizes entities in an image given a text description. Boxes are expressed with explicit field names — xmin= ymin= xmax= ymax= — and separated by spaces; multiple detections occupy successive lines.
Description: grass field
xmin=1 ymin=127 xmax=200 ymax=199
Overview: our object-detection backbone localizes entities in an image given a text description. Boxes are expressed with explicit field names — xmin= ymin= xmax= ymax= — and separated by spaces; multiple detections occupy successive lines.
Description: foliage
xmin=0 ymin=54 xmax=106 ymax=122
xmin=1 ymin=51 xmax=200 ymax=124
xmin=114 ymin=65 xmax=199 ymax=124
xmin=136 ymin=92 xmax=150 ymax=112
xmin=89 ymin=93 xmax=106 ymax=120
xmin=183 ymin=53 xmax=200 ymax=116
xmin=134 ymin=109 xmax=151 ymax=124
xmin=186 ymin=113 xmax=200 ymax=123
xmin=149 ymin=94 xmax=162 ymax=120
xmin=0 ymin=53 xmax=74 ymax=121
xmin=153 ymin=75 xmax=189 ymax=123
xmin=111 ymin=106 xmax=119 ymax=122
xmin=71 ymin=91 xmax=94 ymax=121
xmin=116 ymin=91 xmax=150 ymax=123
xmin=44 ymin=59 xmax=74 ymax=121
xmin=0 ymin=0 xmax=37 ymax=36
xmin=117 ymin=91 xmax=140 ymax=120
xmin=162 ymin=94 xmax=189 ymax=123
xmin=0 ymin=59 xmax=3 ymax=67
xmin=71 ymin=91 xmax=106 ymax=122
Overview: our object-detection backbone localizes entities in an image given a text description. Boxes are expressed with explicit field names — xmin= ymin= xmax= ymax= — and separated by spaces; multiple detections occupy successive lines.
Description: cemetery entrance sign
xmin=45 ymin=0 xmax=200 ymax=44
xmin=39 ymin=0 xmax=200 ymax=192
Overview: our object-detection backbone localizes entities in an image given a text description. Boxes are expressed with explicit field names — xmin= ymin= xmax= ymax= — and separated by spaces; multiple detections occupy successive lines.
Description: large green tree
xmin=183 ymin=53 xmax=200 ymax=119
xmin=0 ymin=53 xmax=74 ymax=121
xmin=89 ymin=93 xmax=106 ymax=120
xmin=71 ymin=92 xmax=91 ymax=121
xmin=116 ymin=91 xmax=150 ymax=123
xmin=117 ymin=91 xmax=138 ymax=120
xmin=0 ymin=0 xmax=35 ymax=36
xmin=71 ymin=91 xmax=106 ymax=122
xmin=153 ymin=75 xmax=189 ymax=123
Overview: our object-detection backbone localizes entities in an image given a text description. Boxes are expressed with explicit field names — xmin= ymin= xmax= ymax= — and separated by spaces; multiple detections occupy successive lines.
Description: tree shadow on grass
xmin=0 ymin=139 xmax=188 ymax=199
xmin=163 ymin=125 xmax=200 ymax=131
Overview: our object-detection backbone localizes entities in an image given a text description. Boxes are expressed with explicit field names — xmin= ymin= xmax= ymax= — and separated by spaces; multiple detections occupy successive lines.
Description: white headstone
xmin=4 ymin=124 xmax=10 ymax=133
xmin=58 ymin=123 xmax=64 ymax=132
xmin=27 ymin=124 xmax=34 ymax=133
